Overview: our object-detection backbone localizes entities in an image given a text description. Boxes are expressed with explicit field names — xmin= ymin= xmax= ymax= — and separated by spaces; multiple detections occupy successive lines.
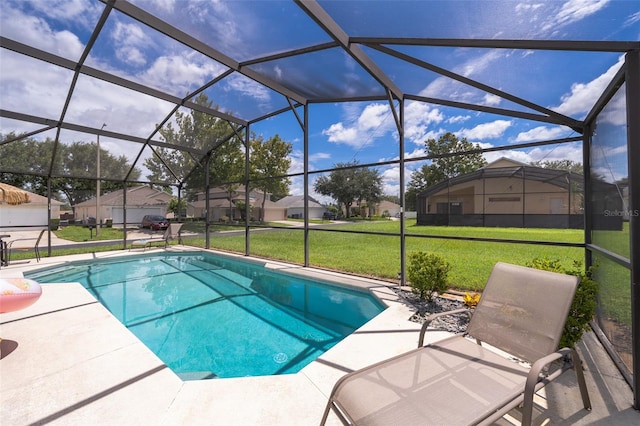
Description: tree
xmin=250 ymin=134 xmax=292 ymax=222
xmin=354 ymin=166 xmax=383 ymax=215
xmin=167 ymin=197 xmax=188 ymax=218
xmin=145 ymin=93 xmax=244 ymax=200
xmin=405 ymin=132 xmax=486 ymax=210
xmin=0 ymin=134 xmax=140 ymax=209
xmin=531 ymin=159 xmax=583 ymax=174
xmin=314 ymin=161 xmax=383 ymax=218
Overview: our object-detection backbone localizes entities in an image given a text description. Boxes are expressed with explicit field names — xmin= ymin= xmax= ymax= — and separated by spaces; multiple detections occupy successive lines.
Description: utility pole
xmin=96 ymin=123 xmax=106 ymax=236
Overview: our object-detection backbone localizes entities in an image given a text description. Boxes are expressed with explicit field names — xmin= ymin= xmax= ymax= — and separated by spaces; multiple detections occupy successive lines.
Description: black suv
xmin=141 ymin=215 xmax=169 ymax=231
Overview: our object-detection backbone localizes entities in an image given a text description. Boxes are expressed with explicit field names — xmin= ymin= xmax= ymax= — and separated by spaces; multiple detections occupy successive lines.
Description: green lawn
xmin=182 ymin=219 xmax=586 ymax=291
xmin=16 ymin=220 xmax=626 ymax=296
xmin=55 ymin=225 xmax=125 ymax=242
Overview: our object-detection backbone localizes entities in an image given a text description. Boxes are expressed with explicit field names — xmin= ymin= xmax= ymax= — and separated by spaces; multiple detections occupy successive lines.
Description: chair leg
xmin=571 ymin=348 xmax=592 ymax=410
xmin=320 ymin=402 xmax=332 ymax=426
xmin=320 ymin=401 xmax=349 ymax=426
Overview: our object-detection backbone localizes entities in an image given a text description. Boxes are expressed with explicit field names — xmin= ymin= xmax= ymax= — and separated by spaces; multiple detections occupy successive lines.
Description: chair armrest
xmin=418 ymin=307 xmax=473 ymax=347
xmin=522 ymin=348 xmax=572 ymax=425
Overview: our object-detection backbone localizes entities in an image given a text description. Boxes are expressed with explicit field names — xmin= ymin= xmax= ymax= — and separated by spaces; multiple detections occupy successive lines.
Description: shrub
xmin=407 ymin=251 xmax=451 ymax=301
xmin=527 ymin=257 xmax=599 ymax=348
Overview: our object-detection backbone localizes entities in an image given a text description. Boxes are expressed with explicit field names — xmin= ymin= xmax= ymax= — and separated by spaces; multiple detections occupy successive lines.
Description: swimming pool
xmin=26 ymin=252 xmax=386 ymax=379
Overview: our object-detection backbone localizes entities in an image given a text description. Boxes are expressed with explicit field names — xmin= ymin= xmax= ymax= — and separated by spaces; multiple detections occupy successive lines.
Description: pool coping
xmin=2 ymin=246 xmax=635 ymax=425
xmin=1 ymin=246 xmax=446 ymax=425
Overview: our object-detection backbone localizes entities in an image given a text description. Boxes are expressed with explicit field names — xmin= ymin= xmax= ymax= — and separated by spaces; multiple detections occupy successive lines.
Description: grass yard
xmin=185 ymin=219 xmax=586 ymax=291
xmin=20 ymin=220 xmax=627 ymax=298
xmin=55 ymin=225 xmax=125 ymax=241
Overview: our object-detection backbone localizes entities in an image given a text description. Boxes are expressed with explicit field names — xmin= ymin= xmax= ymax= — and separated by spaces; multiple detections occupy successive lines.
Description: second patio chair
xmin=320 ymin=262 xmax=591 ymax=426
xmin=130 ymin=223 xmax=184 ymax=250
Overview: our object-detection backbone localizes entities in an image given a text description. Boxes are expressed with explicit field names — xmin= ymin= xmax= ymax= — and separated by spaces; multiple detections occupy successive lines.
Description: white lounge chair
xmin=130 ymin=223 xmax=183 ymax=251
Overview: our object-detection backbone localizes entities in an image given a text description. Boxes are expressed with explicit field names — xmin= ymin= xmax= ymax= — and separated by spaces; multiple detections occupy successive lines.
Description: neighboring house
xmin=0 ymin=183 xmax=63 ymax=231
xmin=415 ymin=157 xmax=599 ymax=229
xmin=275 ymin=195 xmax=326 ymax=219
xmin=192 ymin=186 xmax=285 ymax=222
xmin=73 ymin=186 xmax=186 ymax=226
xmin=373 ymin=200 xmax=401 ymax=217
xmin=351 ymin=200 xmax=401 ymax=218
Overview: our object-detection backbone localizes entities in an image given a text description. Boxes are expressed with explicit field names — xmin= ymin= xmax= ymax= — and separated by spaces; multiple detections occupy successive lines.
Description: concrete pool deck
xmin=1 ymin=247 xmax=637 ymax=425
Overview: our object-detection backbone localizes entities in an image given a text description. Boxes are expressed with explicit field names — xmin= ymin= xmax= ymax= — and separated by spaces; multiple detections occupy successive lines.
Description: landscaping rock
xmin=394 ymin=288 xmax=470 ymax=334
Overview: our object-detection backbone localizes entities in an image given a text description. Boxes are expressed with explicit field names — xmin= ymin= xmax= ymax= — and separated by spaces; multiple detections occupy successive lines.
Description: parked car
xmin=323 ymin=212 xmax=338 ymax=220
xmin=141 ymin=215 xmax=169 ymax=231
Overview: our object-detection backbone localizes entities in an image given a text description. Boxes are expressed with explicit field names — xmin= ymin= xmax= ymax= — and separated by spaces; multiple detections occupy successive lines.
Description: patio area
xmin=1 ymin=248 xmax=636 ymax=425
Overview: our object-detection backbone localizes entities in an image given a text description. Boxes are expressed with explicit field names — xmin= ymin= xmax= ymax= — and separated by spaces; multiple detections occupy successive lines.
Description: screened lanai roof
xmin=1 ymin=0 xmax=639 ymax=188
xmin=417 ymin=163 xmax=586 ymax=199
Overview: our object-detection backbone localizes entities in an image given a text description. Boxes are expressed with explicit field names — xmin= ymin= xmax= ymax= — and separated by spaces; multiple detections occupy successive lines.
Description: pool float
xmin=0 ymin=278 xmax=42 ymax=313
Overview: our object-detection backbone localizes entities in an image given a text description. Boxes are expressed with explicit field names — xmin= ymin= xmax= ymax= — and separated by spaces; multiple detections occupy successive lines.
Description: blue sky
xmin=1 ymin=0 xmax=638 ymax=201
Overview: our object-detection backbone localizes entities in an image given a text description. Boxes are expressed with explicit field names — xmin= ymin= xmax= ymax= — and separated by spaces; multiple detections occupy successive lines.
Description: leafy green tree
xmin=145 ymin=93 xmax=244 ymax=200
xmin=1 ymin=134 xmax=140 ymax=209
xmin=167 ymin=197 xmax=188 ymax=217
xmin=250 ymin=134 xmax=292 ymax=222
xmin=314 ymin=161 xmax=383 ymax=218
xmin=354 ymin=166 xmax=383 ymax=215
xmin=406 ymin=132 xmax=486 ymax=210
xmin=59 ymin=141 xmax=139 ymax=208
xmin=530 ymin=159 xmax=583 ymax=174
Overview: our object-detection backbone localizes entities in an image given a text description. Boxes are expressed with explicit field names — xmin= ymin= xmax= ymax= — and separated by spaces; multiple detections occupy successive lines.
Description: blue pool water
xmin=26 ymin=252 xmax=385 ymax=379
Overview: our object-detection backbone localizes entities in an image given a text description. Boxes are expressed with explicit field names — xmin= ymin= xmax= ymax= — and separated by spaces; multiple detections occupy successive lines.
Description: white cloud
xmin=322 ymin=122 xmax=361 ymax=147
xmin=322 ymin=101 xmax=446 ymax=149
xmin=140 ymin=54 xmax=223 ymax=95
xmin=552 ymin=55 xmax=624 ymax=117
xmin=483 ymin=149 xmax=531 ymax=165
xmin=288 ymin=151 xmax=332 ymax=175
xmin=527 ymin=142 xmax=584 ymax=164
xmin=154 ymin=0 xmax=177 ymax=13
xmin=625 ymin=11 xmax=640 ymax=27
xmin=404 ymin=102 xmax=445 ymax=144
xmin=357 ymin=103 xmax=392 ymax=133
xmin=309 ymin=152 xmax=331 ymax=162
xmin=483 ymin=141 xmax=583 ymax=166
xmin=0 ymin=5 xmax=85 ymax=59
xmin=111 ymin=21 xmax=154 ymax=66
xmin=224 ymin=74 xmax=272 ymax=103
xmin=481 ymin=93 xmax=502 ymax=106
xmin=447 ymin=115 xmax=471 ymax=124
xmin=515 ymin=3 xmax=544 ymax=13
xmin=457 ymin=120 xmax=512 ymax=140
xmin=0 ymin=50 xmax=73 ymax=120
xmin=419 ymin=50 xmax=505 ymax=105
xmin=542 ymin=0 xmax=610 ymax=32
xmin=322 ymin=103 xmax=393 ymax=148
xmin=514 ymin=125 xmax=573 ymax=142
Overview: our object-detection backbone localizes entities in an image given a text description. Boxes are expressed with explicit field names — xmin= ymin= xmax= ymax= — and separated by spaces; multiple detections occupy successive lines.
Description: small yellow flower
xmin=464 ymin=292 xmax=480 ymax=308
